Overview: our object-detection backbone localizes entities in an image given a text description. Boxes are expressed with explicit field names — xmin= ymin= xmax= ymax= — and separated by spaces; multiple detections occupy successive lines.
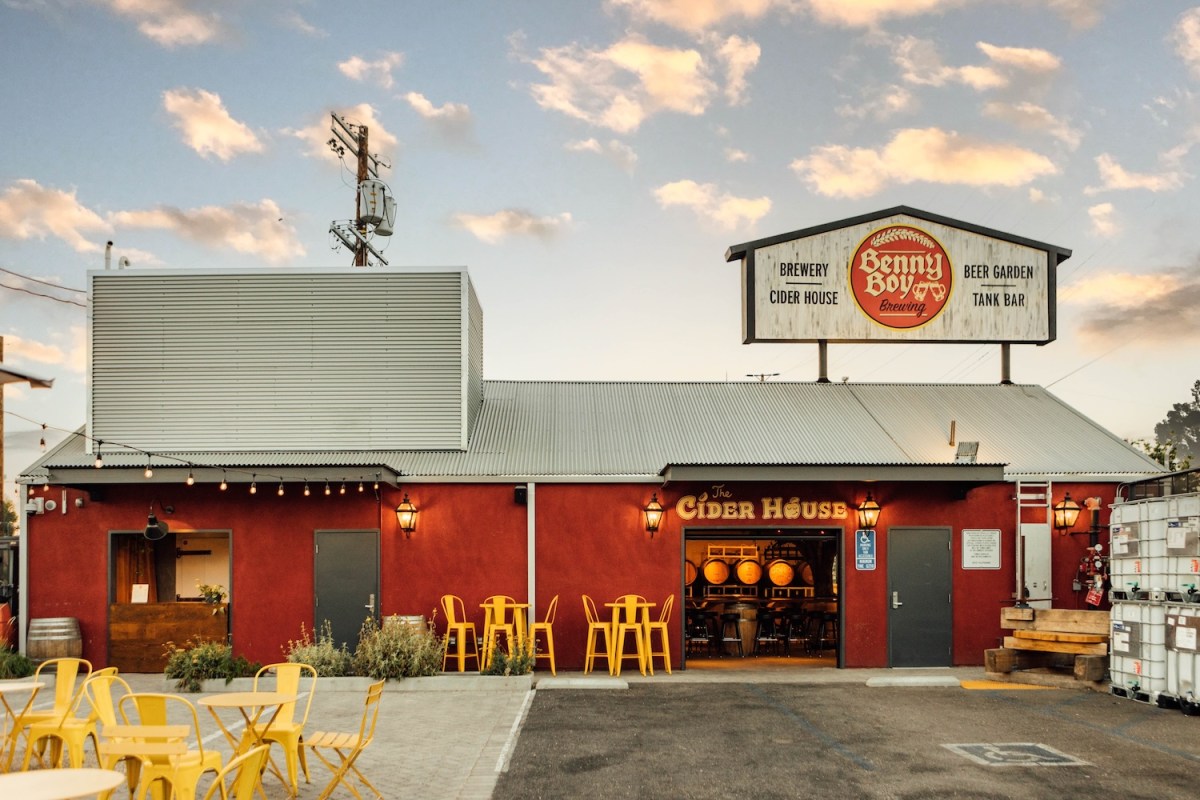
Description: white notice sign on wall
xmin=962 ymin=529 xmax=1001 ymax=570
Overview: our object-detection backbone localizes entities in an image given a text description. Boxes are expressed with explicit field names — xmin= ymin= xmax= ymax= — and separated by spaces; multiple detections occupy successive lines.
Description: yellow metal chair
xmin=612 ymin=595 xmax=647 ymax=676
xmin=303 ymin=679 xmax=384 ymax=800
xmin=22 ymin=666 xmax=118 ymax=770
xmin=527 ymin=595 xmax=558 ymax=676
xmin=646 ymin=594 xmax=675 ymax=675
xmin=480 ymin=595 xmax=517 ymax=669
xmin=13 ymin=656 xmax=92 ymax=767
xmin=200 ymin=744 xmax=270 ymax=800
xmin=240 ymin=662 xmax=317 ymax=795
xmin=582 ymin=595 xmax=613 ymax=675
xmin=440 ymin=594 xmax=479 ymax=672
xmin=118 ymin=693 xmax=222 ymax=800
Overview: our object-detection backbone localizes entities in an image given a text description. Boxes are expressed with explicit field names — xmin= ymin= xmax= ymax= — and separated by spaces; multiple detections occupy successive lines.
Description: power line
xmin=0 ymin=267 xmax=85 ymax=294
xmin=0 ymin=282 xmax=87 ymax=308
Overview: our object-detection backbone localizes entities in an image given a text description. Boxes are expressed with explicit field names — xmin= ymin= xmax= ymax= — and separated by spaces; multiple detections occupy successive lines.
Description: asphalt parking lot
xmin=495 ymin=683 xmax=1200 ymax=800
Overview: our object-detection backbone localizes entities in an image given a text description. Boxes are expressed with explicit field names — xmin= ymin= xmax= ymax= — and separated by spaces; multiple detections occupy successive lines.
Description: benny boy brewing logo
xmin=849 ymin=224 xmax=952 ymax=330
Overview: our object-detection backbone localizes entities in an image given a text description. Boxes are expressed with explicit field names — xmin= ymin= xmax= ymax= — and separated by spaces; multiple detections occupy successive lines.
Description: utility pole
xmin=328 ymin=114 xmax=392 ymax=267
xmin=746 ymin=372 xmax=780 ymax=382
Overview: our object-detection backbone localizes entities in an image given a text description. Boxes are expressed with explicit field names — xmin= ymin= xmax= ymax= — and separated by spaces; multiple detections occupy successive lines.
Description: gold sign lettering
xmin=675 ymin=490 xmax=847 ymax=522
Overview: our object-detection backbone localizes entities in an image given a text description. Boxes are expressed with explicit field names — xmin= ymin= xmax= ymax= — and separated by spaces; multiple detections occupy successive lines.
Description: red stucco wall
xmin=22 ymin=478 xmax=1116 ymax=671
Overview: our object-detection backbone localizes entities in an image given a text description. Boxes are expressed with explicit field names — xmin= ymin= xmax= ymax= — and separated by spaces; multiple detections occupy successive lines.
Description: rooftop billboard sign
xmin=726 ymin=207 xmax=1071 ymax=345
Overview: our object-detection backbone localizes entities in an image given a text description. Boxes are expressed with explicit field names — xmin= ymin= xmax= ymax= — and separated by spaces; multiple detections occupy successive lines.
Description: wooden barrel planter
xmin=27 ymin=617 xmax=83 ymax=660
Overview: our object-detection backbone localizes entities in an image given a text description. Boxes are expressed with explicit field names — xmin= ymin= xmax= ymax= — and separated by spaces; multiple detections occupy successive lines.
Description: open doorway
xmin=683 ymin=528 xmax=841 ymax=670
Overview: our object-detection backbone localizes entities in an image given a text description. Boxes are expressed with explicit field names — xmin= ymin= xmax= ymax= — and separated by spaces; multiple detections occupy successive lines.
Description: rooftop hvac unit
xmin=375 ymin=194 xmax=397 ymax=237
xmin=359 ymin=179 xmax=387 ymax=225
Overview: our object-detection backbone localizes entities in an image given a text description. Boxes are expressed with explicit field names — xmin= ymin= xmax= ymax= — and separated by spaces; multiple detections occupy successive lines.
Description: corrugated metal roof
xmin=23 ymin=381 xmax=1164 ymax=483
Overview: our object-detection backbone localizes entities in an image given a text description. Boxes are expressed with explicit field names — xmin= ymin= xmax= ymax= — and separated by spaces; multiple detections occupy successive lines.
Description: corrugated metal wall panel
xmin=89 ymin=269 xmax=471 ymax=452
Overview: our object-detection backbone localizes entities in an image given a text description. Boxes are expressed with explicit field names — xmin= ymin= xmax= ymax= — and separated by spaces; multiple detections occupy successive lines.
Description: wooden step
xmin=1002 ymin=635 xmax=1107 ymax=656
xmin=1011 ymin=629 xmax=1108 ymax=644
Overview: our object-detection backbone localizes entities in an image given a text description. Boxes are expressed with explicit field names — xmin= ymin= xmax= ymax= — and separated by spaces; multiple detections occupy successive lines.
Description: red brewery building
xmin=18 ymin=207 xmax=1162 ymax=672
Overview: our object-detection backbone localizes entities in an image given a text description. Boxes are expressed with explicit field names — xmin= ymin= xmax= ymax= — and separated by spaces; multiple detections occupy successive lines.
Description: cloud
xmin=725 ymin=147 xmax=750 ymax=163
xmin=790 ymin=127 xmax=1057 ymax=198
xmin=1041 ymin=0 xmax=1111 ymax=29
xmin=0 ymin=179 xmax=109 ymax=253
xmin=565 ymin=138 xmax=638 ymax=172
xmin=520 ymin=34 xmax=716 ymax=133
xmin=1087 ymin=202 xmax=1119 ymax=237
xmin=982 ymin=101 xmax=1081 ymax=149
xmin=975 ymin=42 xmax=1061 ymax=73
xmin=287 ymin=105 xmax=400 ymax=167
xmin=837 ymin=84 xmax=914 ymax=120
xmin=403 ymin=92 xmax=474 ymax=144
xmin=653 ymin=179 xmax=771 ymax=230
xmin=452 ymin=209 xmax=572 ymax=244
xmin=893 ymin=38 xmax=1059 ymax=92
xmin=0 ymin=328 xmax=86 ymax=374
xmin=714 ymin=35 xmax=761 ymax=105
xmin=607 ymin=0 xmax=787 ymax=33
xmin=808 ymin=0 xmax=966 ymax=28
xmin=1084 ymin=153 xmax=1186 ymax=194
xmin=110 ymin=199 xmax=304 ymax=263
xmin=97 ymin=0 xmax=228 ymax=47
xmin=1076 ymin=264 xmax=1200 ymax=344
xmin=280 ymin=10 xmax=326 ymax=38
xmin=338 ymin=52 xmax=405 ymax=89
xmin=163 ymin=88 xmax=264 ymax=161
xmin=1173 ymin=7 xmax=1200 ymax=78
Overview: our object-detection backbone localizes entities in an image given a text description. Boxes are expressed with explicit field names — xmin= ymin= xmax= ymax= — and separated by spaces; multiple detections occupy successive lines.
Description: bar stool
xmin=582 ymin=595 xmax=613 ymax=675
xmin=613 ymin=596 xmax=647 ymax=676
xmin=481 ymin=595 xmax=517 ymax=669
xmin=685 ymin=609 xmax=713 ymax=656
xmin=753 ymin=608 xmax=782 ymax=656
xmin=784 ymin=610 xmax=810 ymax=656
xmin=440 ymin=594 xmax=479 ymax=672
xmin=812 ymin=610 xmax=838 ymax=654
xmin=718 ymin=611 xmax=743 ymax=657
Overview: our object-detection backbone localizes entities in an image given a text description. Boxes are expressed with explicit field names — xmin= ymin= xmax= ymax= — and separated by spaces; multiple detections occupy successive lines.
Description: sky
xmin=3 ymin=0 xmax=1200 ymax=506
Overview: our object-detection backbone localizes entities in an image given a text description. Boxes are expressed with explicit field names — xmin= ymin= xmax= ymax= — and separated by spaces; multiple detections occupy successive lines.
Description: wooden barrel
xmin=735 ymin=559 xmax=763 ymax=585
xmin=684 ymin=560 xmax=698 ymax=586
xmin=27 ymin=617 xmax=82 ymax=660
xmin=767 ymin=559 xmax=795 ymax=586
xmin=702 ymin=559 xmax=730 ymax=585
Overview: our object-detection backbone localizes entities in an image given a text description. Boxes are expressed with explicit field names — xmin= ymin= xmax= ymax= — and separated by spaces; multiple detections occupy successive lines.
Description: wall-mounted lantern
xmin=1052 ymin=493 xmax=1082 ymax=533
xmin=643 ymin=493 xmax=664 ymax=536
xmin=395 ymin=493 xmax=418 ymax=537
xmin=856 ymin=493 xmax=881 ymax=529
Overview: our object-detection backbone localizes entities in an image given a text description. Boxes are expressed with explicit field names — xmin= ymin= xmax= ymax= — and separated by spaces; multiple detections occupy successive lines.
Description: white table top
xmin=0 ymin=680 xmax=44 ymax=694
xmin=0 ymin=768 xmax=124 ymax=800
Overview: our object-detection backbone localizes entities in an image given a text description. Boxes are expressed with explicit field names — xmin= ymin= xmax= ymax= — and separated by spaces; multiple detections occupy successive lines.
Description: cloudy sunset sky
xmin=3 ymin=0 xmax=1200 ymax=501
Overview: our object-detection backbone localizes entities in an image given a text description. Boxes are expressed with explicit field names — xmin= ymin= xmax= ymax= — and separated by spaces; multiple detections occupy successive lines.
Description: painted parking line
xmin=960 ymin=680 xmax=1056 ymax=691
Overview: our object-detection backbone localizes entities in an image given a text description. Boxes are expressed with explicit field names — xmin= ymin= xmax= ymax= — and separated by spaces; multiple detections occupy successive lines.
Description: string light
xmin=324 ymin=480 xmax=331 ymax=496
xmin=339 ymin=480 xmax=346 ymax=496
xmin=94 ymin=442 xmax=103 ymax=469
xmin=186 ymin=470 xmax=195 ymax=486
xmin=249 ymin=476 xmax=257 ymax=495
xmin=219 ymin=471 xmax=228 ymax=491
xmin=277 ymin=481 xmax=285 ymax=497
xmin=358 ymin=480 xmax=364 ymax=493
xmin=373 ymin=474 xmax=380 ymax=491
xmin=144 ymin=461 xmax=153 ymax=479
xmin=304 ymin=482 xmax=311 ymax=497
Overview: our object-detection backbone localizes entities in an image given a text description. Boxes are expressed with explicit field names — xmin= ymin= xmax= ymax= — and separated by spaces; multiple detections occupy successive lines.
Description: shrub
xmin=481 ymin=641 xmax=534 ymax=676
xmin=352 ymin=615 xmax=444 ymax=680
xmin=163 ymin=637 xmax=261 ymax=693
xmin=0 ymin=645 xmax=34 ymax=679
xmin=284 ymin=620 xmax=352 ymax=677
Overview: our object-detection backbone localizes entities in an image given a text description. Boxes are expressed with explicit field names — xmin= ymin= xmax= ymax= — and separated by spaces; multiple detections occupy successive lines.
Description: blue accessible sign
xmin=855 ymin=529 xmax=876 ymax=570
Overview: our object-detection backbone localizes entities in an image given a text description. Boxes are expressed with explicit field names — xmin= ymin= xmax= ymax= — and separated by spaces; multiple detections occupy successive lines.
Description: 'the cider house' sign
xmin=726 ymin=207 xmax=1070 ymax=344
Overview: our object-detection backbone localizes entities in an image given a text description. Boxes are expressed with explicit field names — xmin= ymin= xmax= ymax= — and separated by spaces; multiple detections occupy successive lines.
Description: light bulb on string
xmin=373 ymin=474 xmax=380 ymax=491
xmin=358 ymin=480 xmax=364 ymax=493
xmin=144 ymin=461 xmax=153 ymax=479
xmin=186 ymin=470 xmax=195 ymax=486
xmin=39 ymin=437 xmax=46 ymax=452
xmin=249 ymin=476 xmax=257 ymax=495
xmin=304 ymin=482 xmax=311 ymax=497
xmin=324 ymin=480 xmax=331 ymax=496
xmin=277 ymin=481 xmax=284 ymax=497
xmin=339 ymin=480 xmax=346 ymax=496
xmin=219 ymin=472 xmax=228 ymax=491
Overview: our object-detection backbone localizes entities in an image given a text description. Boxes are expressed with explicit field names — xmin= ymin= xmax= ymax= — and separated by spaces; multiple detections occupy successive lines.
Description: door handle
xmin=365 ymin=593 xmax=376 ymax=613
xmin=892 ymin=591 xmax=903 ymax=609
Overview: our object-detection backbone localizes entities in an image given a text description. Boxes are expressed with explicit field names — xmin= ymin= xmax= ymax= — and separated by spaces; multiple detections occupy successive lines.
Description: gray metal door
xmin=314 ymin=529 xmax=379 ymax=652
xmin=887 ymin=527 xmax=952 ymax=667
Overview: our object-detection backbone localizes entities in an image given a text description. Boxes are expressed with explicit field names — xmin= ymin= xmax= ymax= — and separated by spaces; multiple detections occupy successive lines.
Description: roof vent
xmin=955 ymin=441 xmax=979 ymax=463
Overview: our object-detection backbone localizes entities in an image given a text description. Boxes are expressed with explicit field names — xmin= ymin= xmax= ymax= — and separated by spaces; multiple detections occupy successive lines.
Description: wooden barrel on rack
xmin=684 ymin=560 xmax=698 ymax=586
xmin=702 ymin=559 xmax=730 ymax=585
xmin=735 ymin=559 xmax=763 ymax=585
xmin=27 ymin=617 xmax=82 ymax=660
xmin=767 ymin=559 xmax=795 ymax=586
